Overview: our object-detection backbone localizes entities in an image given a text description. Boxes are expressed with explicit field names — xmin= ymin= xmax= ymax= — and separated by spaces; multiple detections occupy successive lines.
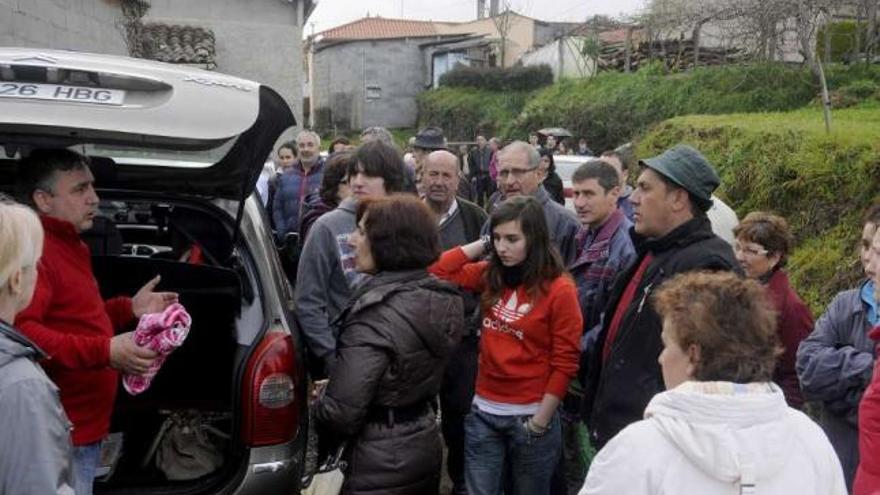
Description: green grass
xmin=639 ymin=104 xmax=880 ymax=314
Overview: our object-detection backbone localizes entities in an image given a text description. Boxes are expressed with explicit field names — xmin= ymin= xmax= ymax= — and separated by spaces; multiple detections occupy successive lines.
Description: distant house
xmin=2 ymin=0 xmax=315 ymax=131
xmin=305 ymin=12 xmax=578 ymax=131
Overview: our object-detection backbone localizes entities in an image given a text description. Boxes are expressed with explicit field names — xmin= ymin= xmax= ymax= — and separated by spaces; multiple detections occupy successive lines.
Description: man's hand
xmin=109 ymin=332 xmax=158 ymax=375
xmin=132 ymin=275 xmax=178 ymax=318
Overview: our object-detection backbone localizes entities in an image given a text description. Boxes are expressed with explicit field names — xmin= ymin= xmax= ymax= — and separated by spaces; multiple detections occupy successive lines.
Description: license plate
xmin=0 ymin=82 xmax=125 ymax=105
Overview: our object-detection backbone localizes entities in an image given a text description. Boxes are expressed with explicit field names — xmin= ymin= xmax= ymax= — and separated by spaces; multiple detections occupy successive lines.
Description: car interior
xmin=1 ymin=151 xmax=258 ymax=491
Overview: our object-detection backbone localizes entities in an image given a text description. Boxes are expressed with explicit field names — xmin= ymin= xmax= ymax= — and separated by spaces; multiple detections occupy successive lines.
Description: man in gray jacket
xmin=294 ymin=140 xmax=407 ymax=377
xmin=797 ymin=202 xmax=880 ymax=491
xmin=491 ymin=141 xmax=580 ymax=265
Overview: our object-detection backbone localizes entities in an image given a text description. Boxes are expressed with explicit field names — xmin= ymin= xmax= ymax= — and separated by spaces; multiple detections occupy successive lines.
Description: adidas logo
xmin=493 ymin=291 xmax=532 ymax=324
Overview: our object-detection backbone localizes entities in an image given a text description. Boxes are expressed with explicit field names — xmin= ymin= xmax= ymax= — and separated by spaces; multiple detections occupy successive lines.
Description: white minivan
xmin=0 ymin=48 xmax=307 ymax=494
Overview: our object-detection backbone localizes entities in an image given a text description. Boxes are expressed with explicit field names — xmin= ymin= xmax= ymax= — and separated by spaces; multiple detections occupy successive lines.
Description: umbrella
xmin=537 ymin=127 xmax=574 ymax=138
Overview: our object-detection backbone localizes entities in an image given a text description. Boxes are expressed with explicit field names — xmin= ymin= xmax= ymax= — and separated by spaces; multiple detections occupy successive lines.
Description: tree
xmin=491 ymin=3 xmax=516 ymax=68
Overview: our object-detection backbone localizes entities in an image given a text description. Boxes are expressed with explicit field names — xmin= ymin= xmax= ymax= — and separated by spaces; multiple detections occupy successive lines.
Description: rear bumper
xmin=232 ymin=438 xmax=303 ymax=494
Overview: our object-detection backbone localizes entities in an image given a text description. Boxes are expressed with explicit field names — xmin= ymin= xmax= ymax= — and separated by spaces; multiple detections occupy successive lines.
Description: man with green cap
xmin=582 ymin=144 xmax=741 ymax=450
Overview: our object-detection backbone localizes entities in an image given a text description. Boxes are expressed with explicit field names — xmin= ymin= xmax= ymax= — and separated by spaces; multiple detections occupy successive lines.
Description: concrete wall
xmin=146 ymin=0 xmax=306 ymax=136
xmin=311 ymin=38 xmax=428 ymax=131
xmin=521 ymin=37 xmax=596 ymax=80
xmin=0 ymin=0 xmax=127 ymax=54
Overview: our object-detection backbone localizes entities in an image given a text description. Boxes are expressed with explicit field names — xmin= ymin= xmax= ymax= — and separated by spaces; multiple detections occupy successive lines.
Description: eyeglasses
xmin=497 ymin=167 xmax=537 ymax=180
xmin=734 ymin=243 xmax=768 ymax=257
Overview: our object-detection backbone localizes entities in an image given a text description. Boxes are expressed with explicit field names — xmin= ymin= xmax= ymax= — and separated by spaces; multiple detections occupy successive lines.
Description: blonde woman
xmin=0 ymin=199 xmax=73 ymax=494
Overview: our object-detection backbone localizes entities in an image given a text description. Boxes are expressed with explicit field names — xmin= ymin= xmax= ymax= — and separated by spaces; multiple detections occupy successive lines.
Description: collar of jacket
xmin=338 ymin=196 xmax=359 ymax=213
xmin=0 ymin=318 xmax=47 ymax=361
xmin=344 ymin=269 xmax=458 ymax=317
xmin=580 ymin=208 xmax=626 ymax=263
xmin=631 ymin=215 xmax=715 ymax=256
xmin=294 ymin=157 xmax=325 ymax=175
xmin=40 ymin=214 xmax=81 ymax=243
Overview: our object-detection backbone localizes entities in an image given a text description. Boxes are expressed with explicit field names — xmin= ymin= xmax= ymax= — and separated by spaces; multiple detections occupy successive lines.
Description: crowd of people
xmin=1 ymin=123 xmax=879 ymax=495
xmin=256 ymin=125 xmax=879 ymax=495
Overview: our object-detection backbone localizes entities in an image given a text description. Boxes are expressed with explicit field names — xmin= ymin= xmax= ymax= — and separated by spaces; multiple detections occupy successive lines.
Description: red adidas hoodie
xmin=15 ymin=215 xmax=133 ymax=446
xmin=429 ymin=247 xmax=582 ymax=403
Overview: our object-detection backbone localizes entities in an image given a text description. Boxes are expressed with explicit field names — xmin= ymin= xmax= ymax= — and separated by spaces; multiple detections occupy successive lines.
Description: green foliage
xmin=639 ymin=106 xmax=880 ymax=314
xmin=817 ymin=21 xmax=866 ymax=62
xmin=417 ymin=87 xmax=533 ymax=140
xmin=439 ymin=64 xmax=554 ymax=91
xmin=510 ymin=63 xmax=819 ymax=152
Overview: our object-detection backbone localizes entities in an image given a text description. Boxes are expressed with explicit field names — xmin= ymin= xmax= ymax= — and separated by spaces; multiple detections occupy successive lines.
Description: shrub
xmin=417 ymin=87 xmax=532 ymax=140
xmin=439 ymin=64 xmax=554 ymax=91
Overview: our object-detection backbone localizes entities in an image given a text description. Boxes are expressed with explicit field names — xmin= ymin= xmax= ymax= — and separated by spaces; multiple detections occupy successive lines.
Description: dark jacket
xmin=583 ymin=216 xmax=740 ymax=449
xmin=765 ymin=269 xmax=813 ymax=409
xmin=544 ymin=170 xmax=565 ymax=205
xmin=797 ymin=282 xmax=876 ymax=490
xmin=314 ymin=270 xmax=463 ymax=495
xmin=456 ymin=198 xmax=488 ymax=245
xmin=468 ymin=147 xmax=492 ymax=178
xmin=272 ymin=159 xmax=325 ymax=236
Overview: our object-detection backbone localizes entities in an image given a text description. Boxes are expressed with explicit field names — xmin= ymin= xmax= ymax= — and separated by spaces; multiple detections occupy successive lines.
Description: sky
xmin=305 ymin=0 xmax=647 ymax=37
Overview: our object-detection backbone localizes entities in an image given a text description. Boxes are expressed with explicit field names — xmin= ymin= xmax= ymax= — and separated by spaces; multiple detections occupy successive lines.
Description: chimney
xmin=477 ymin=0 xmax=486 ymax=19
xmin=489 ymin=0 xmax=499 ymax=16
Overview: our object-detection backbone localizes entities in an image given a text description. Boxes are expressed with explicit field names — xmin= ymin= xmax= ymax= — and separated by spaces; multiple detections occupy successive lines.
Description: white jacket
xmin=580 ymin=381 xmax=846 ymax=495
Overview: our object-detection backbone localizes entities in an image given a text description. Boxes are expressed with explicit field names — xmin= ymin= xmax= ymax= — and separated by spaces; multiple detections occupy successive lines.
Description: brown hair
xmin=482 ymin=196 xmax=565 ymax=307
xmin=356 ymin=195 xmax=440 ymax=271
xmin=320 ymin=151 xmax=354 ymax=207
xmin=733 ymin=211 xmax=793 ymax=267
xmin=654 ymin=271 xmax=781 ymax=383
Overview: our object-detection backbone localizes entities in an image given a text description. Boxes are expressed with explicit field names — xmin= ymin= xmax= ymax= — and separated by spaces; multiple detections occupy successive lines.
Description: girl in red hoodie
xmin=430 ymin=196 xmax=582 ymax=495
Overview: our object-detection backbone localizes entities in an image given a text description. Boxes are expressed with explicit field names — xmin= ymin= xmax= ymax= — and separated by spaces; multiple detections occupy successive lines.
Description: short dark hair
xmin=16 ymin=149 xmax=90 ymax=207
xmin=278 ymin=140 xmax=297 ymax=156
xmin=356 ymin=195 xmax=440 ymax=271
xmin=733 ymin=211 xmax=793 ymax=267
xmin=329 ymin=137 xmax=350 ymax=152
xmin=320 ymin=151 xmax=355 ymax=207
xmin=572 ymin=160 xmax=620 ymax=192
xmin=601 ymin=147 xmax=636 ymax=171
xmin=352 ymin=140 xmax=406 ymax=194
xmin=654 ymin=271 xmax=781 ymax=383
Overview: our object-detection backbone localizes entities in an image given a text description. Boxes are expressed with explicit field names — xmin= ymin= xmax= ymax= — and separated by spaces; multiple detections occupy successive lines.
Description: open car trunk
xmin=86 ymin=202 xmax=255 ymax=494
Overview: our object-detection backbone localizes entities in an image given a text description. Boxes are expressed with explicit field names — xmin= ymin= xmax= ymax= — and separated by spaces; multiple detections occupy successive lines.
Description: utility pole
xmin=477 ymin=0 xmax=486 ymax=19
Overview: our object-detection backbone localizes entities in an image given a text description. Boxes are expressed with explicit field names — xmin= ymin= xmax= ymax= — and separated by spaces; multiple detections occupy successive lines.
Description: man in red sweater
xmin=14 ymin=149 xmax=178 ymax=495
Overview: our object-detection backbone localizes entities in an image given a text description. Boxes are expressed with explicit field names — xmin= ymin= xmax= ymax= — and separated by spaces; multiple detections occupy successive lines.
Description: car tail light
xmin=564 ymin=187 xmax=573 ymax=198
xmin=241 ymin=327 xmax=300 ymax=447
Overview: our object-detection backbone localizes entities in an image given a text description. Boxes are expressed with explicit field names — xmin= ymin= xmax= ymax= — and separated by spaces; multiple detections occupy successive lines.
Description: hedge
xmin=439 ymin=64 xmax=554 ymax=91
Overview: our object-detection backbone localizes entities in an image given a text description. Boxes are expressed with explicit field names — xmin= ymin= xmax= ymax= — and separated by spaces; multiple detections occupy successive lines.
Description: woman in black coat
xmin=539 ymin=149 xmax=565 ymax=205
xmin=313 ymin=196 xmax=463 ymax=495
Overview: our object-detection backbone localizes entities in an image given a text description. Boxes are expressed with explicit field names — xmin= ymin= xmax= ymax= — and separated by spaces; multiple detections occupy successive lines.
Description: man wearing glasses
xmin=493 ymin=141 xmax=580 ymax=265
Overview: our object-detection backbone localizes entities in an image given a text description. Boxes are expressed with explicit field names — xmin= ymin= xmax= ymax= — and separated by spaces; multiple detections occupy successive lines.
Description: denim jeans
xmin=72 ymin=442 xmax=101 ymax=495
xmin=464 ymin=405 xmax=562 ymax=495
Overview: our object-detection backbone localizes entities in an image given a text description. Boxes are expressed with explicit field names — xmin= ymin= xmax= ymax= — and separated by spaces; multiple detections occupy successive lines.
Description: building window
xmin=366 ymin=85 xmax=382 ymax=101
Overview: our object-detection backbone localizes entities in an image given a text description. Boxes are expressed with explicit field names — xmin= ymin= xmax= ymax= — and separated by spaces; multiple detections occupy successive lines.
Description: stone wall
xmin=0 ymin=0 xmax=127 ymax=55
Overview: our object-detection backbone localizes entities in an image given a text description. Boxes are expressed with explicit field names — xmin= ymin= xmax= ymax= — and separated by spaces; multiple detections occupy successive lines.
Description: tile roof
xmin=319 ymin=17 xmax=460 ymax=41
xmin=134 ymin=23 xmax=216 ymax=66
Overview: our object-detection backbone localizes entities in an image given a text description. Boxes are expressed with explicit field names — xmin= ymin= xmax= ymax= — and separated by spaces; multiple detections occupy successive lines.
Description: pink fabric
xmin=488 ymin=151 xmax=498 ymax=181
xmin=123 ymin=303 xmax=192 ymax=395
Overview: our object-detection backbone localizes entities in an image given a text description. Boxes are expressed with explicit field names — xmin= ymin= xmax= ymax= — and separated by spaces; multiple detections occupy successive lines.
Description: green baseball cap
xmin=640 ymin=145 xmax=720 ymax=203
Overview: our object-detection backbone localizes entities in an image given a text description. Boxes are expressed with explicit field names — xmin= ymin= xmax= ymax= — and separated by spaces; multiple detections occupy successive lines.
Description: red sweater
xmin=429 ymin=247 xmax=582 ymax=403
xmin=15 ymin=216 xmax=133 ymax=445
xmin=765 ymin=269 xmax=813 ymax=409
xmin=855 ymin=326 xmax=880 ymax=495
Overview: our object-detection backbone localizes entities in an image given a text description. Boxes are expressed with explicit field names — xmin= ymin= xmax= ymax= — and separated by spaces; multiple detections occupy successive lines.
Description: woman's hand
xmin=460 ymin=236 xmax=489 ymax=260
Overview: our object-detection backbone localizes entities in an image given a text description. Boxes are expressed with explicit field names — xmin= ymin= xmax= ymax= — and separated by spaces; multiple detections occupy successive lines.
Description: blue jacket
xmin=272 ymin=158 xmax=325 ymax=236
xmin=796 ymin=281 xmax=876 ymax=490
